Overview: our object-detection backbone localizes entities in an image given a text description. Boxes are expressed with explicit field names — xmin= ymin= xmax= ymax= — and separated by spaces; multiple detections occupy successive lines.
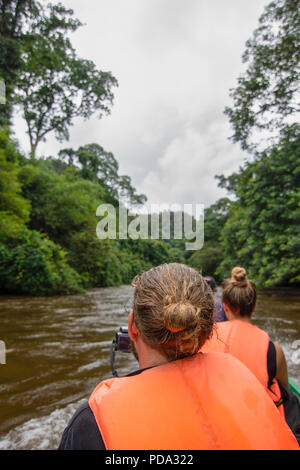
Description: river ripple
xmin=0 ymin=285 xmax=299 ymax=449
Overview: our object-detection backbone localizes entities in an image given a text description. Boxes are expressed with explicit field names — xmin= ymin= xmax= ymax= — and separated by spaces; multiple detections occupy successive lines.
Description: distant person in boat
xmin=58 ymin=264 xmax=298 ymax=450
xmin=201 ymin=266 xmax=300 ymax=445
xmin=203 ymin=276 xmax=227 ymax=322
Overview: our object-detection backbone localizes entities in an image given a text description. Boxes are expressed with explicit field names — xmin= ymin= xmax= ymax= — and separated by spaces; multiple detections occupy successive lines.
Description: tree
xmin=0 ymin=129 xmax=85 ymax=295
xmin=0 ymin=0 xmax=40 ymax=125
xmin=0 ymin=127 xmax=31 ymax=239
xmin=0 ymin=1 xmax=81 ymax=127
xmin=59 ymin=143 xmax=147 ymax=206
xmin=217 ymin=0 xmax=300 ymax=287
xmin=0 ymin=229 xmax=84 ymax=295
xmin=203 ymin=198 xmax=232 ymax=243
xmin=216 ymin=125 xmax=300 ymax=287
xmin=59 ymin=144 xmax=119 ymax=190
xmin=188 ymin=246 xmax=223 ymax=278
xmin=13 ymin=3 xmax=117 ymax=157
xmin=186 ymin=198 xmax=231 ymax=280
xmin=18 ymin=160 xmax=106 ymax=248
xmin=117 ymin=175 xmax=147 ymax=207
xmin=225 ymin=0 xmax=300 ymax=151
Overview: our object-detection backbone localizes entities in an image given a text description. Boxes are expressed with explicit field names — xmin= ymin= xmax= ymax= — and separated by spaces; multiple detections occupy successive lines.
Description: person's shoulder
xmin=65 ymin=401 xmax=91 ymax=426
xmin=58 ymin=401 xmax=105 ymax=450
xmin=204 ymin=348 xmax=256 ymax=375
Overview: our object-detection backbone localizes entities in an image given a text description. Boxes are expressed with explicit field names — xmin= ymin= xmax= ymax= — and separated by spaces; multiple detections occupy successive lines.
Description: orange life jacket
xmin=201 ymin=320 xmax=284 ymax=415
xmin=89 ymin=352 xmax=299 ymax=450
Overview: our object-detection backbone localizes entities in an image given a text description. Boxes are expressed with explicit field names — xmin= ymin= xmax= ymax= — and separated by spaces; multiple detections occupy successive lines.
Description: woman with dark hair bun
xmin=202 ymin=266 xmax=300 ymax=444
xmin=59 ymin=264 xmax=298 ymax=450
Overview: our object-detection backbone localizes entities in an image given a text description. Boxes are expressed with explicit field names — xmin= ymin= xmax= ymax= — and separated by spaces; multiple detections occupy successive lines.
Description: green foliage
xmin=225 ymin=0 xmax=300 ymax=151
xmin=0 ymin=128 xmax=31 ymax=239
xmin=0 ymin=212 xmax=27 ymax=242
xmin=14 ymin=10 xmax=117 ymax=157
xmin=186 ymin=198 xmax=231 ymax=281
xmin=0 ymin=2 xmax=184 ymax=297
xmin=188 ymin=245 xmax=223 ymax=279
xmin=18 ymin=158 xmax=106 ymax=247
xmin=0 ymin=0 xmax=117 ymax=156
xmin=0 ymin=1 xmax=79 ymax=127
xmin=58 ymin=143 xmax=147 ymax=206
xmin=96 ymin=241 xmax=153 ymax=287
xmin=0 ymin=229 xmax=84 ymax=295
xmin=0 ymin=128 xmax=182 ymax=295
xmin=203 ymin=198 xmax=232 ymax=243
xmin=0 ymin=0 xmax=41 ymax=125
xmin=65 ymin=233 xmax=112 ymax=287
xmin=3 ymin=0 xmax=298 ymax=296
xmin=215 ymin=0 xmax=300 ymax=288
xmin=120 ymin=238 xmax=171 ymax=266
xmin=0 ymin=129 xmax=84 ymax=294
xmin=216 ymin=126 xmax=300 ymax=287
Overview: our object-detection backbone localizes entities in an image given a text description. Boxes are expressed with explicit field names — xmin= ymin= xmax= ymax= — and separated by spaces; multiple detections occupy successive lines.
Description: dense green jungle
xmin=0 ymin=0 xmax=299 ymax=295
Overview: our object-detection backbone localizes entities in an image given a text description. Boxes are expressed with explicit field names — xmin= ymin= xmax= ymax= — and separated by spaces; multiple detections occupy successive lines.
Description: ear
xmin=253 ymin=304 xmax=256 ymax=312
xmin=223 ymin=302 xmax=229 ymax=313
xmin=128 ymin=309 xmax=139 ymax=341
xmin=223 ymin=303 xmax=234 ymax=321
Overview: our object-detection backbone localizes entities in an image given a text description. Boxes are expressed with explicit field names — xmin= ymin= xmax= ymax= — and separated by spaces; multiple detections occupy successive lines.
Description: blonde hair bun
xmin=231 ymin=266 xmax=248 ymax=286
xmin=163 ymin=296 xmax=199 ymax=333
xmin=132 ymin=263 xmax=215 ymax=360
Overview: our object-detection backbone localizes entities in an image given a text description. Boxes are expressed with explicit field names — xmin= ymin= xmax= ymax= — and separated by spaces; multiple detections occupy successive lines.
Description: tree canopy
xmin=0 ymin=0 xmax=79 ymax=126
xmin=225 ymin=0 xmax=300 ymax=152
xmin=189 ymin=0 xmax=300 ymax=287
xmin=58 ymin=143 xmax=147 ymax=206
xmin=11 ymin=2 xmax=117 ymax=157
xmin=1 ymin=0 xmax=299 ymax=293
xmin=0 ymin=1 xmax=170 ymax=295
xmin=216 ymin=125 xmax=300 ymax=286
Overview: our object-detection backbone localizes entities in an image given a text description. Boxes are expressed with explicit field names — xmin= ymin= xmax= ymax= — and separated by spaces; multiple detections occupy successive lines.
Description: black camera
xmin=113 ymin=326 xmax=131 ymax=353
xmin=110 ymin=326 xmax=131 ymax=377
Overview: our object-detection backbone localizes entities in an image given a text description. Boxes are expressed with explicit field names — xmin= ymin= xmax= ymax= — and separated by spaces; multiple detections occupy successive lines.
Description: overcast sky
xmin=14 ymin=0 xmax=270 ymax=209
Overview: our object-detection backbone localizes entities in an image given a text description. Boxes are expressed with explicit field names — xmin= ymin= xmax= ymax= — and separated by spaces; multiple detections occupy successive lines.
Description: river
xmin=0 ymin=285 xmax=299 ymax=450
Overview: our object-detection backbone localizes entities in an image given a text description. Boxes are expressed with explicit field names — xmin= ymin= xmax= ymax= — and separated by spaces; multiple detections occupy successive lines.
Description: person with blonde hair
xmin=59 ymin=264 xmax=298 ymax=450
xmin=202 ymin=266 xmax=300 ymax=444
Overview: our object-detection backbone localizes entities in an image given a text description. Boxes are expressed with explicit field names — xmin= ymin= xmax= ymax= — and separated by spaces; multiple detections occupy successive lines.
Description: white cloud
xmin=140 ymin=118 xmax=244 ymax=208
xmin=13 ymin=0 xmax=269 ymax=207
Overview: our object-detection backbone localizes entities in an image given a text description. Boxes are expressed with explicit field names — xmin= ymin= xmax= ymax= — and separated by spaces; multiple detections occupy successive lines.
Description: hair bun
xmin=163 ymin=297 xmax=199 ymax=333
xmin=231 ymin=266 xmax=248 ymax=286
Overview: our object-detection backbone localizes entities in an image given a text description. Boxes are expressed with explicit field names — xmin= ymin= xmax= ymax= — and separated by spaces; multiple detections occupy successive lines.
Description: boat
xmin=289 ymin=378 xmax=300 ymax=399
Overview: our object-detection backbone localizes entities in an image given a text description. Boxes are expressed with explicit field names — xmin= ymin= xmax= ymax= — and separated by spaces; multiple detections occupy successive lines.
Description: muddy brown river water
xmin=0 ymin=285 xmax=299 ymax=449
